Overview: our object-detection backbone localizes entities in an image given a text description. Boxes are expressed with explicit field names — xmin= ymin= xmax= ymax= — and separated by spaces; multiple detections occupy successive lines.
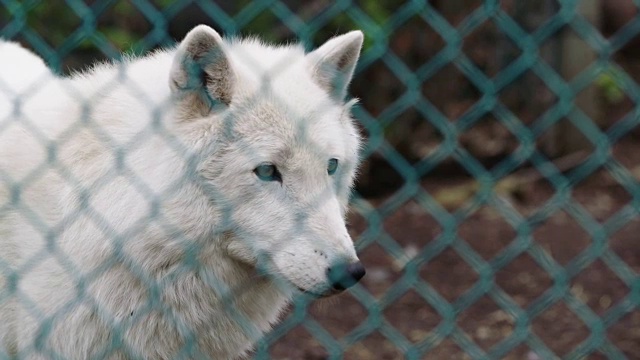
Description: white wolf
xmin=0 ymin=25 xmax=365 ymax=359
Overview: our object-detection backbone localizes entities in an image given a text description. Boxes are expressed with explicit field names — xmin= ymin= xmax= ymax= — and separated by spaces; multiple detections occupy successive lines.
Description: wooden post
xmin=556 ymin=0 xmax=602 ymax=155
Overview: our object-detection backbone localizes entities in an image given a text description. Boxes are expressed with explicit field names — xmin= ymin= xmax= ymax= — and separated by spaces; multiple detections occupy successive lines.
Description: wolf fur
xmin=0 ymin=25 xmax=363 ymax=359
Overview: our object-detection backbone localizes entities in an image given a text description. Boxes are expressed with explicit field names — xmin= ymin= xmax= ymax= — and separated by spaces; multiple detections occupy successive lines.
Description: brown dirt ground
xmin=263 ymin=137 xmax=640 ymax=359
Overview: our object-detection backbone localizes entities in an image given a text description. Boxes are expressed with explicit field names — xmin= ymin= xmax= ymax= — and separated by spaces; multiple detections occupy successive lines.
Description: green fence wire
xmin=1 ymin=0 xmax=640 ymax=359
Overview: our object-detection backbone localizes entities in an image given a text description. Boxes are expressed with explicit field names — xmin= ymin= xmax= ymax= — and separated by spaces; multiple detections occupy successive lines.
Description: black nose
xmin=327 ymin=261 xmax=366 ymax=291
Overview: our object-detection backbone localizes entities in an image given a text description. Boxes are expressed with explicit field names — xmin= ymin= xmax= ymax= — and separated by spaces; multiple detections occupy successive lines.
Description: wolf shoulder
xmin=0 ymin=41 xmax=52 ymax=93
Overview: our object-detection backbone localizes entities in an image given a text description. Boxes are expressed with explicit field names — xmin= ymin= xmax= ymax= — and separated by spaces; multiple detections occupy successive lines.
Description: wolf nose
xmin=327 ymin=261 xmax=366 ymax=291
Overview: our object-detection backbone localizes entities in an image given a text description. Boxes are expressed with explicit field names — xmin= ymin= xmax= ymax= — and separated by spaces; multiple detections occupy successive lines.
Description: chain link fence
xmin=2 ymin=0 xmax=640 ymax=359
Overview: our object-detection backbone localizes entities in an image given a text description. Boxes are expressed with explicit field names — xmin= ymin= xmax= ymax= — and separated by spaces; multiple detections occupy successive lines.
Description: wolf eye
xmin=327 ymin=158 xmax=339 ymax=175
xmin=254 ymin=163 xmax=281 ymax=182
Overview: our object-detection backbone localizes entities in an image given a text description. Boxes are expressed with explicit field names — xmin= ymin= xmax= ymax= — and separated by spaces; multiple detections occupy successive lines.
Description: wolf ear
xmin=170 ymin=25 xmax=233 ymax=117
xmin=308 ymin=31 xmax=363 ymax=101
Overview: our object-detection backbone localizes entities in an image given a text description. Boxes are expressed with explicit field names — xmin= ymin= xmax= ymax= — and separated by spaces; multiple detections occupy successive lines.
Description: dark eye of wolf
xmin=255 ymin=163 xmax=281 ymax=182
xmin=327 ymin=158 xmax=338 ymax=175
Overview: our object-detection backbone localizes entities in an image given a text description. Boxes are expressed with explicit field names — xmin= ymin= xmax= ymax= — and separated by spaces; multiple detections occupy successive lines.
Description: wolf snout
xmin=327 ymin=261 xmax=366 ymax=291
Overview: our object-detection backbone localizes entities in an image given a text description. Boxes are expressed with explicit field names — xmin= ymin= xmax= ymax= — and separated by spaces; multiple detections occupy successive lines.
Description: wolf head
xmin=168 ymin=26 xmax=365 ymax=297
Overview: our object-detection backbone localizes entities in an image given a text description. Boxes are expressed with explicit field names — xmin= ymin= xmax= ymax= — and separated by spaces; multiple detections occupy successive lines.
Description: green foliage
xmin=596 ymin=67 xmax=626 ymax=104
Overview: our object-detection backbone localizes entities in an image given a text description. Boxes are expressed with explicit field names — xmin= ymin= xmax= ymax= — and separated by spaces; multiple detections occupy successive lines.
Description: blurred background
xmin=2 ymin=0 xmax=640 ymax=359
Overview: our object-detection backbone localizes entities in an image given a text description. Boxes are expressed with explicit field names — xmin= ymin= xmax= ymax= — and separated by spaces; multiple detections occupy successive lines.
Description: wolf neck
xmin=132 ymin=233 xmax=291 ymax=356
